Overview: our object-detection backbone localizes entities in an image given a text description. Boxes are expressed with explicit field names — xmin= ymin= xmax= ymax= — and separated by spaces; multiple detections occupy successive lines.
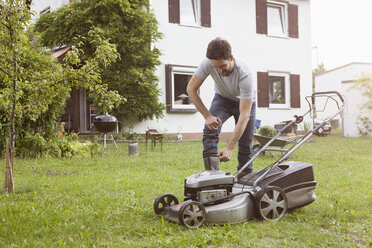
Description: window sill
xmin=266 ymin=34 xmax=290 ymax=39
xmin=178 ymin=23 xmax=202 ymax=28
xmin=268 ymin=106 xmax=291 ymax=110
xmin=167 ymin=107 xmax=198 ymax=113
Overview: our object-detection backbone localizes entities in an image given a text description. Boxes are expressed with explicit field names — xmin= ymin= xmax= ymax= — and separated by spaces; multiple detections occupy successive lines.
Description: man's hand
xmin=217 ymin=147 xmax=233 ymax=162
xmin=205 ymin=115 xmax=222 ymax=131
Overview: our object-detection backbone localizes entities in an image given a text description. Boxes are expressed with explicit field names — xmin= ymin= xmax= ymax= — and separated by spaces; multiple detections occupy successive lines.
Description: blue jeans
xmin=203 ymin=94 xmax=256 ymax=171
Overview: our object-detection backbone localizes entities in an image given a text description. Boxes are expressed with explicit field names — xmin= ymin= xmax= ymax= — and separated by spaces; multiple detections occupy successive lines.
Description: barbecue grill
xmin=93 ymin=114 xmax=118 ymax=148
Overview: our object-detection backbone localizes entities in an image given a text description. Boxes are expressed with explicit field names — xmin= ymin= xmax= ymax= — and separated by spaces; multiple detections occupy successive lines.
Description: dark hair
xmin=206 ymin=38 xmax=232 ymax=60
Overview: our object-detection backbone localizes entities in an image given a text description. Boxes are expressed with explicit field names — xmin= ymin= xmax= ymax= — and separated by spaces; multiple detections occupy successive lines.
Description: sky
xmin=310 ymin=0 xmax=372 ymax=70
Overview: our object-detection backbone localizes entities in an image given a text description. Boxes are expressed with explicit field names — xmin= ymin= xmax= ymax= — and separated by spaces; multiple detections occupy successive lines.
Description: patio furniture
xmin=146 ymin=129 xmax=164 ymax=151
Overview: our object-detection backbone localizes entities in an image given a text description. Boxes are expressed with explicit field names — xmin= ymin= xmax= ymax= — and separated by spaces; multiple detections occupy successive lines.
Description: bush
xmin=257 ymin=126 xmax=277 ymax=137
xmin=16 ymin=133 xmax=48 ymax=158
xmin=116 ymin=130 xmax=144 ymax=141
xmin=16 ymin=129 xmax=103 ymax=159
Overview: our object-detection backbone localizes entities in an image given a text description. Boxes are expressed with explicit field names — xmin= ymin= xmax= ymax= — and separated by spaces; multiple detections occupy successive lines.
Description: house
xmin=315 ymin=62 xmax=372 ymax=137
xmin=132 ymin=0 xmax=312 ymax=140
xmin=30 ymin=0 xmax=313 ymax=139
xmin=31 ymin=0 xmax=92 ymax=134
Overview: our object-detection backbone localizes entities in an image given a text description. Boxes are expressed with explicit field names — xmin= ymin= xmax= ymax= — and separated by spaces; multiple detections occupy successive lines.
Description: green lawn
xmin=0 ymin=135 xmax=371 ymax=247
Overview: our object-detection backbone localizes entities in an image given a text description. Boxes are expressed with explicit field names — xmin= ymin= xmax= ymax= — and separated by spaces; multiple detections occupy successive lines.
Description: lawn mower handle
xmin=249 ymin=92 xmax=345 ymax=190
xmin=312 ymin=91 xmax=344 ymax=104
xmin=235 ymin=91 xmax=345 ymax=186
xmin=233 ymin=109 xmax=310 ymax=179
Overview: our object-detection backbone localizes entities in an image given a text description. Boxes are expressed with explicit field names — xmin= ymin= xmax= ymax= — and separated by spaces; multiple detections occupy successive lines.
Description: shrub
xmin=116 ymin=130 xmax=144 ymax=141
xmin=16 ymin=133 xmax=48 ymax=158
xmin=16 ymin=130 xmax=103 ymax=159
xmin=257 ymin=126 xmax=277 ymax=137
xmin=356 ymin=115 xmax=372 ymax=137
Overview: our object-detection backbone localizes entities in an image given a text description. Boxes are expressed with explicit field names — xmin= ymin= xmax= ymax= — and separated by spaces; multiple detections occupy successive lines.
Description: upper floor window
xmin=256 ymin=0 xmax=298 ymax=38
xmin=267 ymin=1 xmax=288 ymax=37
xmin=169 ymin=0 xmax=211 ymax=27
xmin=180 ymin=0 xmax=201 ymax=26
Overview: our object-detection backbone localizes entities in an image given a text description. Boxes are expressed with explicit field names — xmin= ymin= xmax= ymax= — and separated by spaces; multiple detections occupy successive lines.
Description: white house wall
xmin=315 ymin=63 xmax=372 ymax=137
xmin=30 ymin=0 xmax=70 ymax=22
xmin=29 ymin=0 xmax=313 ymax=137
xmin=342 ymin=83 xmax=372 ymax=137
xmin=130 ymin=0 xmax=313 ymax=136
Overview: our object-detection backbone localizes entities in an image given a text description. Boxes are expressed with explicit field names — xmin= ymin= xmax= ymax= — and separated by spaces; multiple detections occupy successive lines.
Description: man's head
xmin=206 ymin=38 xmax=234 ymax=76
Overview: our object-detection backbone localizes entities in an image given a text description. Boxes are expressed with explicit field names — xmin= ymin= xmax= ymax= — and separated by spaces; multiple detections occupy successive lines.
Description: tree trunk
xmin=4 ymin=138 xmax=14 ymax=193
xmin=4 ymin=28 xmax=18 ymax=194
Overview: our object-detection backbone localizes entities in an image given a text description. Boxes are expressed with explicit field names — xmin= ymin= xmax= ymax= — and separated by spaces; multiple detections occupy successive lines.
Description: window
xmin=169 ymin=0 xmax=211 ymax=27
xmin=180 ymin=0 xmax=201 ymax=26
xmin=165 ymin=64 xmax=198 ymax=112
xmin=268 ymin=73 xmax=290 ymax=108
xmin=40 ymin=6 xmax=50 ymax=15
xmin=267 ymin=2 xmax=288 ymax=37
xmin=257 ymin=71 xmax=300 ymax=108
xmin=256 ymin=0 xmax=298 ymax=38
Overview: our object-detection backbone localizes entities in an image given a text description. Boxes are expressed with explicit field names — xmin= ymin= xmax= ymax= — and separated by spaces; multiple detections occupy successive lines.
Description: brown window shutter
xmin=201 ymin=0 xmax=211 ymax=27
xmin=288 ymin=4 xmax=299 ymax=38
xmin=169 ymin=0 xmax=180 ymax=24
xmin=290 ymin=74 xmax=301 ymax=108
xmin=257 ymin=72 xmax=269 ymax=107
xmin=256 ymin=0 xmax=267 ymax=34
xmin=165 ymin=64 xmax=173 ymax=112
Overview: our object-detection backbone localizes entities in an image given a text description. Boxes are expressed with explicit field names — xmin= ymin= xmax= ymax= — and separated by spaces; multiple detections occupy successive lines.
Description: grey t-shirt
xmin=195 ymin=58 xmax=256 ymax=102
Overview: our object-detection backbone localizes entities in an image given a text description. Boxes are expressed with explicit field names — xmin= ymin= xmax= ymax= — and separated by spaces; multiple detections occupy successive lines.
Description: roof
xmin=52 ymin=46 xmax=72 ymax=58
xmin=315 ymin=62 xmax=372 ymax=77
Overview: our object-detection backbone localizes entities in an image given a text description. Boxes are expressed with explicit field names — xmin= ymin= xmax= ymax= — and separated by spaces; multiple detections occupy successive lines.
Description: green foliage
xmin=0 ymin=0 xmax=123 ymax=158
xmin=350 ymin=73 xmax=372 ymax=137
xmin=356 ymin=115 xmax=372 ymax=137
xmin=302 ymin=121 xmax=312 ymax=132
xmin=34 ymin=0 xmax=165 ymax=122
xmin=312 ymin=62 xmax=326 ymax=77
xmin=16 ymin=130 xmax=103 ymax=159
xmin=351 ymin=73 xmax=372 ymax=110
xmin=257 ymin=125 xmax=277 ymax=137
xmin=116 ymin=130 xmax=144 ymax=141
xmin=312 ymin=62 xmax=326 ymax=92
xmin=61 ymin=31 xmax=124 ymax=114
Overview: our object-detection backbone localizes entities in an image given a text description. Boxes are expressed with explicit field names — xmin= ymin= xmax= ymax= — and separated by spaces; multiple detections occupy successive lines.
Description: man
xmin=187 ymin=37 xmax=256 ymax=178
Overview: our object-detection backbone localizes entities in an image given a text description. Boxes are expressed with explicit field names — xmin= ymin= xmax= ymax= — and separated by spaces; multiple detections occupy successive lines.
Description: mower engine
xmin=184 ymin=171 xmax=235 ymax=203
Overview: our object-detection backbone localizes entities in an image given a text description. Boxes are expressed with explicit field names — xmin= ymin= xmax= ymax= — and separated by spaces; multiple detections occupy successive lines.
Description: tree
xmin=0 ymin=0 xmax=122 ymax=193
xmin=34 ymin=0 xmax=165 ymax=123
xmin=312 ymin=62 xmax=326 ymax=93
xmin=312 ymin=62 xmax=326 ymax=118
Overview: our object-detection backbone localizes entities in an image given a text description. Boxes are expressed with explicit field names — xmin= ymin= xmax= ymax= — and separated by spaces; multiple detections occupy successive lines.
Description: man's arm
xmin=187 ymin=74 xmax=221 ymax=130
xmin=217 ymin=98 xmax=253 ymax=162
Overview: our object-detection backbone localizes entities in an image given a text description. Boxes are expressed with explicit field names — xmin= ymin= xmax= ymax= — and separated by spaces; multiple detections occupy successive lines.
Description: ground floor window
xmin=269 ymin=72 xmax=290 ymax=108
xmin=165 ymin=64 xmax=198 ymax=112
xmin=257 ymin=71 xmax=300 ymax=108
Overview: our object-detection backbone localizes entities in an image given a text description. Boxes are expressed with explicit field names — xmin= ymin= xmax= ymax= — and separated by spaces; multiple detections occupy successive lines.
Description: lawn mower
xmin=154 ymin=92 xmax=345 ymax=228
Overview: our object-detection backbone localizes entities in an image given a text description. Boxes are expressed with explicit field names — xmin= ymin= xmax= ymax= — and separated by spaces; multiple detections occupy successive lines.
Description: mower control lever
xmin=294 ymin=115 xmax=304 ymax=124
